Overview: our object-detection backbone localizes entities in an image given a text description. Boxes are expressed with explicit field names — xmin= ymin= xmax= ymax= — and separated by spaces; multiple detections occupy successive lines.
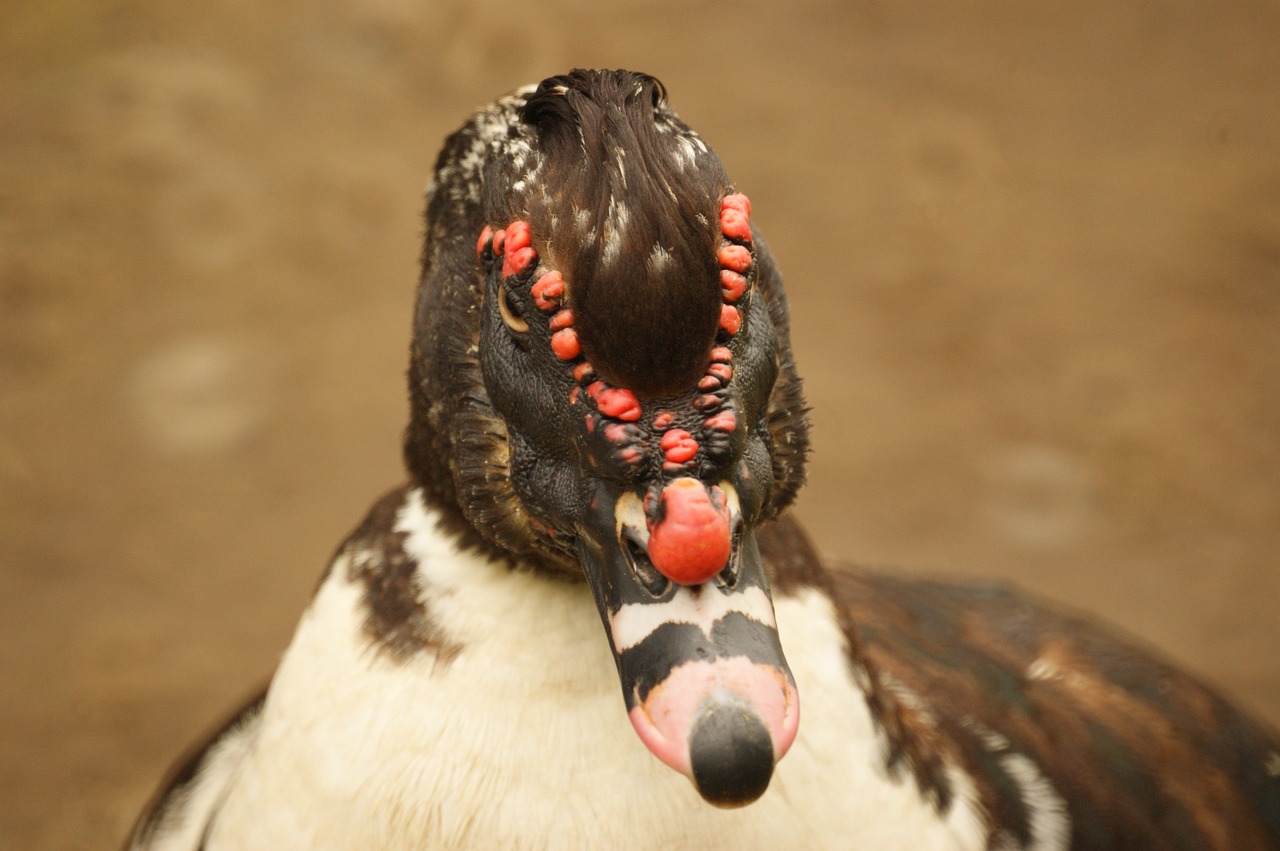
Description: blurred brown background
xmin=2 ymin=1 xmax=1278 ymax=847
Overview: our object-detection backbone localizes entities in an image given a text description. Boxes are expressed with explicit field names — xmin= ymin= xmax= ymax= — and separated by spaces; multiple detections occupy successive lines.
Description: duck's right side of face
xmin=410 ymin=70 xmax=812 ymax=807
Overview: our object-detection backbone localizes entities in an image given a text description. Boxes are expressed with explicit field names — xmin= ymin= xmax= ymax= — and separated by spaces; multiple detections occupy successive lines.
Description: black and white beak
xmin=576 ymin=476 xmax=799 ymax=808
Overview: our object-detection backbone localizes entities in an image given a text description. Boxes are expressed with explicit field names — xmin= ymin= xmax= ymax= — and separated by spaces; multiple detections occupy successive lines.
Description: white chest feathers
xmin=203 ymin=491 xmax=988 ymax=850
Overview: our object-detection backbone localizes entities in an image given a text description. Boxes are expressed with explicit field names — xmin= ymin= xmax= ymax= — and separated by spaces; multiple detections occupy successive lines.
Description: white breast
xmin=202 ymin=489 xmax=989 ymax=850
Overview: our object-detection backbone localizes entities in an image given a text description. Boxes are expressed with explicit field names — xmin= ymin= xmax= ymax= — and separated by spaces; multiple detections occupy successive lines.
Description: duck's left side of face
xmin=412 ymin=72 xmax=811 ymax=808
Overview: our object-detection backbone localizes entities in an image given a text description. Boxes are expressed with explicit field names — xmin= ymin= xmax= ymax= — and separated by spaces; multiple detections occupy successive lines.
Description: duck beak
xmin=575 ymin=478 xmax=800 ymax=808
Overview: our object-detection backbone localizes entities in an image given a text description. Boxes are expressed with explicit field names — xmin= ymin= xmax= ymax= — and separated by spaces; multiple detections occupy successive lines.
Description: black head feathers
xmin=519 ymin=70 xmax=730 ymax=397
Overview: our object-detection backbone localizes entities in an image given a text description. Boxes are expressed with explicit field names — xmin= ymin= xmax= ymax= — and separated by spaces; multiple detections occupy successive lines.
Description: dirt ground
xmin=2 ymin=1 xmax=1278 ymax=847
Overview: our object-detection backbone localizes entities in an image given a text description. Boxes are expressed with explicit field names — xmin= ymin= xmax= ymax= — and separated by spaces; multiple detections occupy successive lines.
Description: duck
xmin=126 ymin=69 xmax=1280 ymax=851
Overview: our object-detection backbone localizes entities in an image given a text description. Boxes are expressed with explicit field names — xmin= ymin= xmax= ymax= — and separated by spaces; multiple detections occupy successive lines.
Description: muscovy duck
xmin=127 ymin=69 xmax=1280 ymax=851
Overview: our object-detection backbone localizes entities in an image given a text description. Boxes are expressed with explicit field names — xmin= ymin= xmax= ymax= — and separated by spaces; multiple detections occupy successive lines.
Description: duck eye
xmin=497 ymin=283 xmax=529 ymax=333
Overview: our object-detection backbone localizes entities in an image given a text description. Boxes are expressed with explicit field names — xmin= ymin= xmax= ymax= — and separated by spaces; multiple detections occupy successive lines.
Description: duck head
xmin=406 ymin=70 xmax=810 ymax=807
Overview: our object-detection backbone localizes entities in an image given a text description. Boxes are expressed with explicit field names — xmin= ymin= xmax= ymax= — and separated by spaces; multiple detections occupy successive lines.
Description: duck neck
xmin=756 ymin=515 xmax=957 ymax=812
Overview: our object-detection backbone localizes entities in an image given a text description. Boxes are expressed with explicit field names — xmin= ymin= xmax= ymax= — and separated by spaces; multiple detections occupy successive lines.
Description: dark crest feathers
xmin=519 ymin=70 xmax=728 ymax=397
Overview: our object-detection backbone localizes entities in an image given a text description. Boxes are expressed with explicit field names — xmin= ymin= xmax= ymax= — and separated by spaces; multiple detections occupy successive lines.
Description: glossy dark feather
xmin=833 ymin=563 xmax=1280 ymax=850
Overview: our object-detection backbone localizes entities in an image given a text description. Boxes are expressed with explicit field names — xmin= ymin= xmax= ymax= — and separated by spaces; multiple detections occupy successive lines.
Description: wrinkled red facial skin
xmin=660 ymin=429 xmax=699 ymax=464
xmin=646 ymin=478 xmax=733 ymax=585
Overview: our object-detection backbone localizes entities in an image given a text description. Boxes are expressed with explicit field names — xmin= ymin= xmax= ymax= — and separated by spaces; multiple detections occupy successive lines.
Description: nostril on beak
xmin=623 ymin=533 xmax=670 ymax=598
xmin=717 ymin=525 xmax=743 ymax=589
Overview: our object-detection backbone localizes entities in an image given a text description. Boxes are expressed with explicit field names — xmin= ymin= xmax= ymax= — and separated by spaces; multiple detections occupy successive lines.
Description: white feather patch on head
xmin=601 ymin=196 xmax=630 ymax=269
xmin=646 ymin=244 xmax=675 ymax=275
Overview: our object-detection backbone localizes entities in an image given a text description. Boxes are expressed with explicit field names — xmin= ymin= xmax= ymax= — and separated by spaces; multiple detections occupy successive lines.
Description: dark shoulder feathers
xmin=836 ymin=568 xmax=1280 ymax=851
